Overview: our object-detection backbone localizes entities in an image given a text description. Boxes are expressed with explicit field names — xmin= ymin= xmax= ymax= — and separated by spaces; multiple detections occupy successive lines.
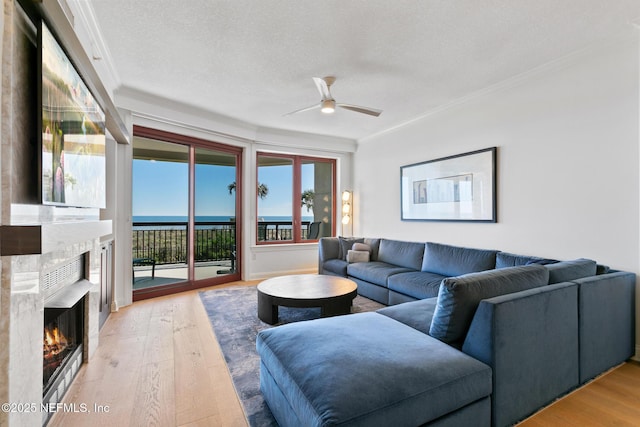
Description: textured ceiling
xmin=88 ymin=0 xmax=640 ymax=141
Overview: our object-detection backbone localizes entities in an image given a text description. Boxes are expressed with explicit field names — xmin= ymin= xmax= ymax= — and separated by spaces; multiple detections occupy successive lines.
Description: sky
xmin=132 ymin=159 xmax=314 ymax=218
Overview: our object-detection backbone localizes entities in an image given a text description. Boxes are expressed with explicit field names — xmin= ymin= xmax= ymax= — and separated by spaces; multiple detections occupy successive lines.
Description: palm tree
xmin=301 ymin=189 xmax=314 ymax=212
xmin=228 ymin=181 xmax=269 ymax=199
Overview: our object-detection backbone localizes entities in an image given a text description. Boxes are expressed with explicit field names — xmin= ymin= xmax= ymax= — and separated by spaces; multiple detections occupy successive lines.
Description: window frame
xmin=256 ymin=152 xmax=336 ymax=245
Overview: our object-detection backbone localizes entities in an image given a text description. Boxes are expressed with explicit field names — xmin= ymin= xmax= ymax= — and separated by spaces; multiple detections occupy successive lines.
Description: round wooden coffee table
xmin=257 ymin=274 xmax=358 ymax=325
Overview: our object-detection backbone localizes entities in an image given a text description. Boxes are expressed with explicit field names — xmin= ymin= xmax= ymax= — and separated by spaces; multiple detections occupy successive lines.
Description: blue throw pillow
xmin=429 ymin=265 xmax=550 ymax=344
xmin=338 ymin=237 xmax=364 ymax=261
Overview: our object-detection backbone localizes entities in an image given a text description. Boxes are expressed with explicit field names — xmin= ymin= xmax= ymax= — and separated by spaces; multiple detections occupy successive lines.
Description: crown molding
xmin=66 ymin=0 xmax=121 ymax=89
xmin=38 ymin=0 xmax=129 ymax=144
xmin=118 ymin=86 xmax=357 ymax=153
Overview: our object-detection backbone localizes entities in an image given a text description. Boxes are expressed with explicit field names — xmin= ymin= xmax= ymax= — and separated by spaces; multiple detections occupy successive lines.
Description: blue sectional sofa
xmin=319 ymin=237 xmax=565 ymax=305
xmin=257 ymin=237 xmax=636 ymax=427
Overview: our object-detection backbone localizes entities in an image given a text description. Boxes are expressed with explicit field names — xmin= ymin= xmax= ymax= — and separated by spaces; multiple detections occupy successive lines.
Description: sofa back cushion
xmin=364 ymin=238 xmax=381 ymax=261
xmin=495 ymin=252 xmax=559 ymax=268
xmin=429 ymin=265 xmax=550 ymax=344
xmin=377 ymin=239 xmax=425 ymax=270
xmin=422 ymin=242 xmax=498 ymax=276
xmin=338 ymin=237 xmax=364 ymax=260
xmin=545 ymin=258 xmax=597 ymax=284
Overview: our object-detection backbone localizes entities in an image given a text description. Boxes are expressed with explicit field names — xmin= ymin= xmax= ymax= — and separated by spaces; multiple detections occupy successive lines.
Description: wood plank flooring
xmin=517 ymin=361 xmax=640 ymax=427
xmin=49 ymin=280 xmax=640 ymax=427
xmin=48 ymin=281 xmax=253 ymax=427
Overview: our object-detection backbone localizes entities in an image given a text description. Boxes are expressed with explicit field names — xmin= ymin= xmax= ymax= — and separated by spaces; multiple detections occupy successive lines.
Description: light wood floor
xmin=50 ymin=280 xmax=640 ymax=427
xmin=49 ymin=281 xmax=255 ymax=427
xmin=517 ymin=361 xmax=640 ymax=426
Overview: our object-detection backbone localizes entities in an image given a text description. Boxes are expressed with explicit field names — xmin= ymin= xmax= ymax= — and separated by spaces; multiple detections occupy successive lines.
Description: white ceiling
xmin=88 ymin=0 xmax=640 ymax=141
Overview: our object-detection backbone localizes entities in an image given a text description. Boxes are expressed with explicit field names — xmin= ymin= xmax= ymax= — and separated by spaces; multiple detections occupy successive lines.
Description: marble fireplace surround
xmin=0 ymin=204 xmax=112 ymax=427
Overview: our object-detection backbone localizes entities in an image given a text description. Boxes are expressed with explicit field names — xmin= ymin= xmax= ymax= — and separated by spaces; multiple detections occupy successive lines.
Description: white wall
xmin=355 ymin=31 xmax=640 ymax=356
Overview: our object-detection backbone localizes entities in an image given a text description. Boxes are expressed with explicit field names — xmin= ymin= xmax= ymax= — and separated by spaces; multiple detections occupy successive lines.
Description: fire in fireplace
xmin=42 ymin=299 xmax=83 ymax=392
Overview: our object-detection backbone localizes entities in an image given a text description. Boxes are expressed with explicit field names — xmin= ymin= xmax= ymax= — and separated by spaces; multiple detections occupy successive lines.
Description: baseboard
xmin=633 ymin=344 xmax=640 ymax=362
xmin=248 ymin=267 xmax=317 ymax=281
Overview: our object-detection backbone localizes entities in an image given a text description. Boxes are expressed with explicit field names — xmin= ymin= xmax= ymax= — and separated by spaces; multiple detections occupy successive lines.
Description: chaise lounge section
xmin=258 ymin=238 xmax=635 ymax=426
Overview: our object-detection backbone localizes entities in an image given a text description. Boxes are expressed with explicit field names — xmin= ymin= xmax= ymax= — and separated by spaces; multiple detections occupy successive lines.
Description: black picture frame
xmin=400 ymin=147 xmax=497 ymax=222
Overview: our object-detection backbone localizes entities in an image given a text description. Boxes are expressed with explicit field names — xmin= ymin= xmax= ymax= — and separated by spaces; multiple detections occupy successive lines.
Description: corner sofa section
xmin=258 ymin=237 xmax=636 ymax=427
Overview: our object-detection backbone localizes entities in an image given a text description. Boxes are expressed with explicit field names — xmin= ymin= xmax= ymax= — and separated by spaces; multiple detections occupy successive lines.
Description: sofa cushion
xmin=429 ymin=265 xmax=550 ymax=344
xmin=346 ymin=250 xmax=370 ymax=263
xmin=363 ymin=238 xmax=381 ymax=261
xmin=319 ymin=237 xmax=341 ymax=262
xmin=352 ymin=242 xmax=371 ymax=252
xmin=545 ymin=258 xmax=597 ymax=284
xmin=422 ymin=242 xmax=498 ymax=277
xmin=387 ymin=271 xmax=445 ymax=300
xmin=347 ymin=261 xmax=414 ymax=287
xmin=496 ymin=252 xmax=534 ymax=268
xmin=257 ymin=312 xmax=492 ymax=427
xmin=322 ymin=259 xmax=348 ymax=276
xmin=377 ymin=297 xmax=438 ymax=334
xmin=338 ymin=237 xmax=364 ymax=260
xmin=377 ymin=239 xmax=425 ymax=270
xmin=496 ymin=252 xmax=559 ymax=268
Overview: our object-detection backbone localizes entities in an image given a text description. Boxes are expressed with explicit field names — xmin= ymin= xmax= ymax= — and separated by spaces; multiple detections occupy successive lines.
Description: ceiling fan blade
xmin=337 ymin=103 xmax=382 ymax=117
xmin=283 ymin=103 xmax=320 ymax=116
xmin=313 ymin=77 xmax=332 ymax=100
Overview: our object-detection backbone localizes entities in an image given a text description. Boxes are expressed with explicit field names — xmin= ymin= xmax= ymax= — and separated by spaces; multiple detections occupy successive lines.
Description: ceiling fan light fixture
xmin=321 ymin=99 xmax=336 ymax=114
xmin=284 ymin=77 xmax=382 ymax=117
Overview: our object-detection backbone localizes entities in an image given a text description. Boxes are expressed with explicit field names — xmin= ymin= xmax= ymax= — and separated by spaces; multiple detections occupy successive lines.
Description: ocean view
xmin=133 ymin=215 xmax=313 ymax=223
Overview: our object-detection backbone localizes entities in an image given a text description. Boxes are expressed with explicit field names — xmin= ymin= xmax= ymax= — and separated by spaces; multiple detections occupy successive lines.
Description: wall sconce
xmin=341 ymin=190 xmax=353 ymax=235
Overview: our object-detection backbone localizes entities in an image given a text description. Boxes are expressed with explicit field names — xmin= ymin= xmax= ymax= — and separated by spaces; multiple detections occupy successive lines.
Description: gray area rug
xmin=199 ymin=284 xmax=384 ymax=426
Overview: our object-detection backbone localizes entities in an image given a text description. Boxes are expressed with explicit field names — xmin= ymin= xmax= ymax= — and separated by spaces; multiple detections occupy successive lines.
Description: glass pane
xmin=301 ymin=160 xmax=333 ymax=240
xmin=132 ymin=138 xmax=189 ymax=289
xmin=257 ymin=156 xmax=293 ymax=241
xmin=194 ymin=147 xmax=238 ymax=280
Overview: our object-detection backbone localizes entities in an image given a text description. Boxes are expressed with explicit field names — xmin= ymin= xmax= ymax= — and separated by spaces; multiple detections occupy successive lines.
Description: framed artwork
xmin=400 ymin=147 xmax=496 ymax=222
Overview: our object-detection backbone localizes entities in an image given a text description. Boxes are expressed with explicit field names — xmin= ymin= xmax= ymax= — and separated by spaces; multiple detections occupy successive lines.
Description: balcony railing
xmin=257 ymin=221 xmax=313 ymax=241
xmin=132 ymin=220 xmax=313 ymax=265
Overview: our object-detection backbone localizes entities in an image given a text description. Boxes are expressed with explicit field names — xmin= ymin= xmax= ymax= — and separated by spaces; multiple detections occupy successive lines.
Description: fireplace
xmin=41 ymin=275 xmax=93 ymax=425
xmin=43 ymin=298 xmax=84 ymax=394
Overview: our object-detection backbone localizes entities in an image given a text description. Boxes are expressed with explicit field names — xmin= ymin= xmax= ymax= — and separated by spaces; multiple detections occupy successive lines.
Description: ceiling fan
xmin=284 ymin=76 xmax=382 ymax=117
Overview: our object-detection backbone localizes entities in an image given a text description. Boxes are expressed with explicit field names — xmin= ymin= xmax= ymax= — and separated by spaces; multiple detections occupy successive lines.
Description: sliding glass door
xmin=132 ymin=127 xmax=242 ymax=300
xmin=194 ymin=147 xmax=238 ymax=280
xmin=132 ymin=138 xmax=189 ymax=289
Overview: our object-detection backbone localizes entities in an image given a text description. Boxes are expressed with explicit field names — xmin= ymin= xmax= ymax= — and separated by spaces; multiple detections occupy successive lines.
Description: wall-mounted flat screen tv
xmin=41 ymin=22 xmax=106 ymax=208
